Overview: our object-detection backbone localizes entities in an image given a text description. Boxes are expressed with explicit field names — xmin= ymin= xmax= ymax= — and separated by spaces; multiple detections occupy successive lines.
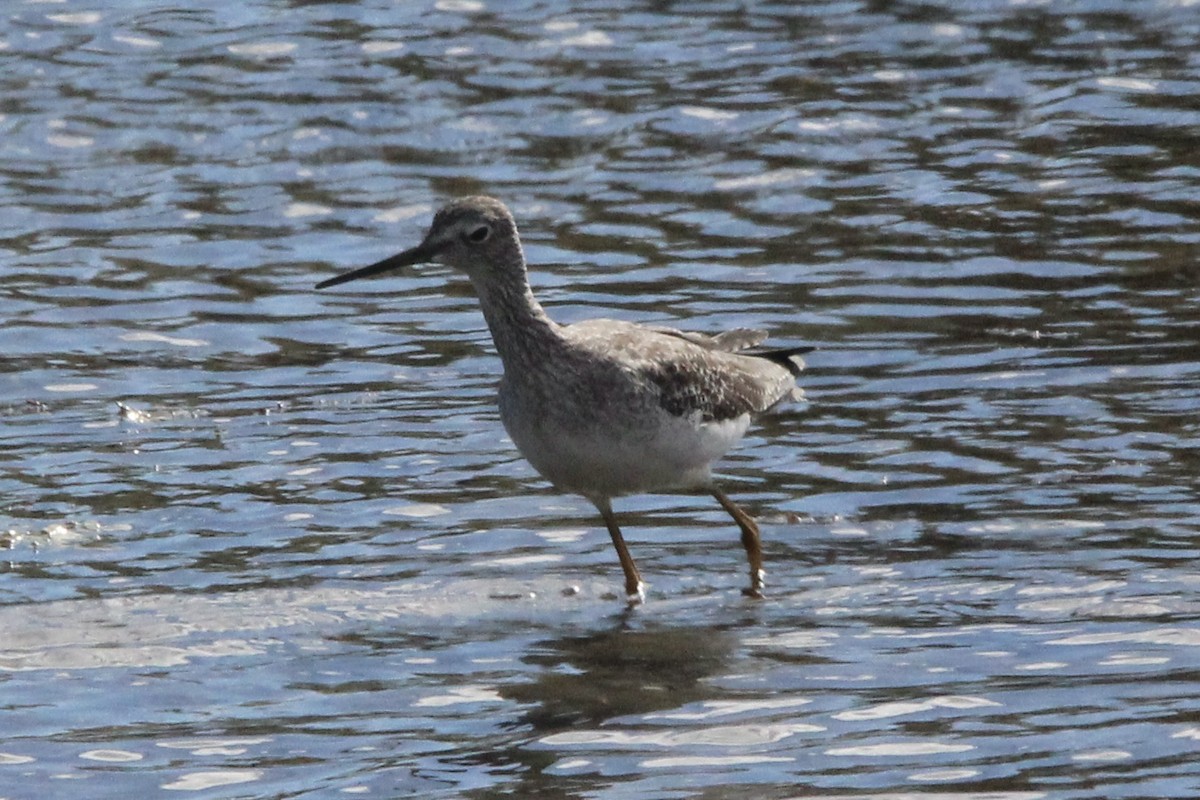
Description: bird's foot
xmin=625 ymin=580 xmax=646 ymax=605
xmin=742 ymin=570 xmax=766 ymax=600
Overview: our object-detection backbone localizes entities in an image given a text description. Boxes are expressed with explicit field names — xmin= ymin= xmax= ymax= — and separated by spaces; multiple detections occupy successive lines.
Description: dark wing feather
xmin=741 ymin=345 xmax=815 ymax=377
xmin=648 ymin=326 xmax=813 ymax=375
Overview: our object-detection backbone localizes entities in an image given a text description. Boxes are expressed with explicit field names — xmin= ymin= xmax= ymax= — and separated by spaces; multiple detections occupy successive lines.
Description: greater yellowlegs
xmin=317 ymin=196 xmax=811 ymax=601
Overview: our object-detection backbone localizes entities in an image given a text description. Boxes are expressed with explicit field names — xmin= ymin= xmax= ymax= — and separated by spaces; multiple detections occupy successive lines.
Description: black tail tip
xmin=756 ymin=346 xmax=815 ymax=376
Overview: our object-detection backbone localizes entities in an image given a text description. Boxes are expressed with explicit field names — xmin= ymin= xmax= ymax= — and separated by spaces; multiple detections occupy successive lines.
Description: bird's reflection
xmin=504 ymin=622 xmax=738 ymax=731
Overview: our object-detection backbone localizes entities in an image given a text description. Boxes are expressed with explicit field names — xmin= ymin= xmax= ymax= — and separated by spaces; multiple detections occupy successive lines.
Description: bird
xmin=316 ymin=196 xmax=811 ymax=602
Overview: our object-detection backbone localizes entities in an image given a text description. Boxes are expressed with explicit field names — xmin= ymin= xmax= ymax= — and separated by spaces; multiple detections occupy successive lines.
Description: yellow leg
xmin=711 ymin=487 xmax=765 ymax=598
xmin=593 ymin=498 xmax=644 ymax=602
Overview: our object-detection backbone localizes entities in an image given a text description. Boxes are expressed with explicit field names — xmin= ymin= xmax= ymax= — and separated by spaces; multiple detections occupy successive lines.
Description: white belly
xmin=500 ymin=391 xmax=751 ymax=499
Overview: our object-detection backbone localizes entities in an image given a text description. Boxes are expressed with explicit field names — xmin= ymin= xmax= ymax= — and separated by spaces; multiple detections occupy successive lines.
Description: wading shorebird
xmin=317 ymin=196 xmax=811 ymax=602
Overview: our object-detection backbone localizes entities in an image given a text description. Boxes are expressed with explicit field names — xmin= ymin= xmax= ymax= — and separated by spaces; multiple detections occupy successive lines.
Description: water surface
xmin=2 ymin=1 xmax=1199 ymax=797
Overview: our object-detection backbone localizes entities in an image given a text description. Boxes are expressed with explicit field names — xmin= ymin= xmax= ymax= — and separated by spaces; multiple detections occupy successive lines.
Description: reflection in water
xmin=2 ymin=0 xmax=1199 ymax=797
xmin=510 ymin=626 xmax=738 ymax=728
xmin=461 ymin=625 xmax=741 ymax=798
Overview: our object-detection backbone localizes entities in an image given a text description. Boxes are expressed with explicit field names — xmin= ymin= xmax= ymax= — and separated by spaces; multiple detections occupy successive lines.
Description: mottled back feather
xmin=565 ymin=319 xmax=807 ymax=424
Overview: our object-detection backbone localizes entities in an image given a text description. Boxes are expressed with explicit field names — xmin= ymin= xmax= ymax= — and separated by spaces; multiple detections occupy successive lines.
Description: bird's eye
xmin=467 ymin=225 xmax=491 ymax=243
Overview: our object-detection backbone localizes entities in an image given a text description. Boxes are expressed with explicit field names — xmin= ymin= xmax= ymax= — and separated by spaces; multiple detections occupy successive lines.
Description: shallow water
xmin=2 ymin=1 xmax=1200 ymax=797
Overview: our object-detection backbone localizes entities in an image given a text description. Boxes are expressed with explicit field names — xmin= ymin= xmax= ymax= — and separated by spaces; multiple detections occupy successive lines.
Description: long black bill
xmin=315 ymin=240 xmax=443 ymax=290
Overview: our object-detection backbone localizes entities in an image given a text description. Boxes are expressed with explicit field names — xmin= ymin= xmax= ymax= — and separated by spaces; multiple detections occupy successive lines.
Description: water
xmin=2 ymin=0 xmax=1199 ymax=797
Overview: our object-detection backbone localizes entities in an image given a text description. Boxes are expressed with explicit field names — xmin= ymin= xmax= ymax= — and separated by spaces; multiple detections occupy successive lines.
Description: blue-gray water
xmin=3 ymin=1 xmax=1199 ymax=797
